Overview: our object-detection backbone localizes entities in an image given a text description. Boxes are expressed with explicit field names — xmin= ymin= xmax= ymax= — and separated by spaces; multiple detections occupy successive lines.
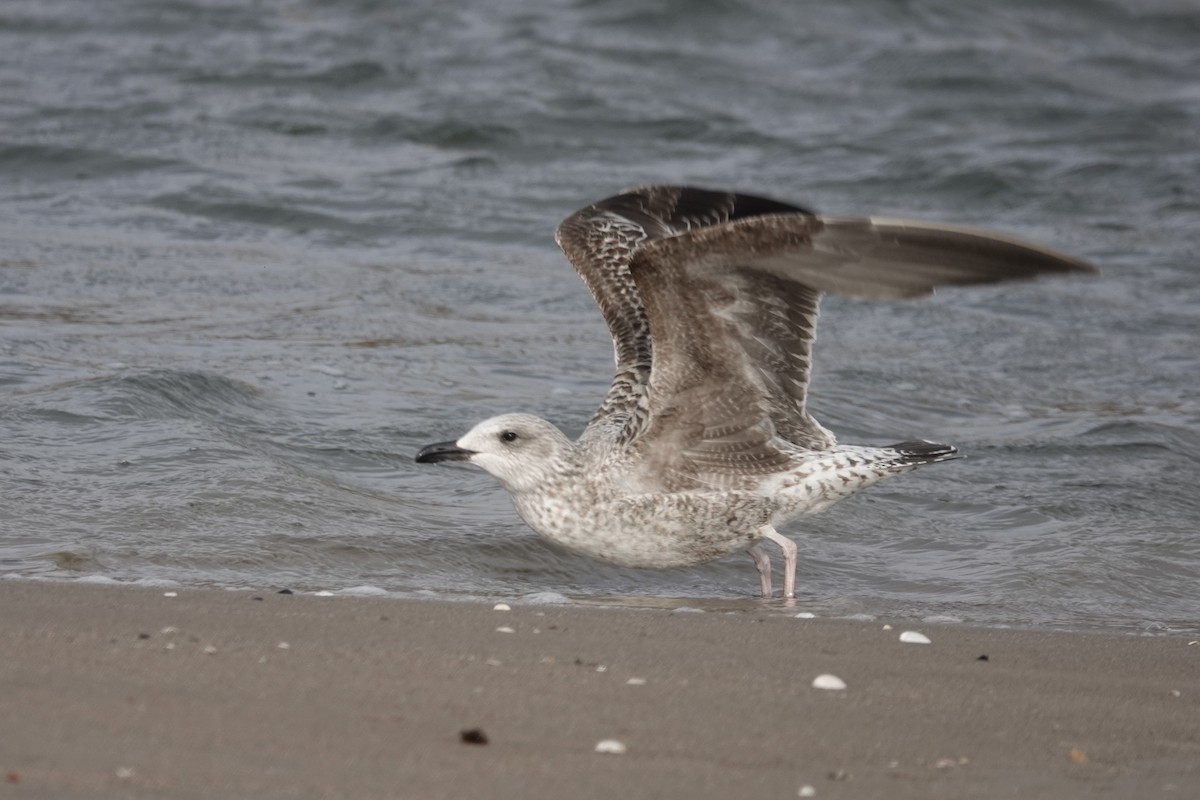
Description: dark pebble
xmin=977 ymin=654 xmax=990 ymax=661
xmin=137 ymin=632 xmax=150 ymax=640
xmin=460 ymin=728 xmax=489 ymax=745
xmin=252 ymin=596 xmax=264 ymax=601
xmin=277 ymin=588 xmax=294 ymax=595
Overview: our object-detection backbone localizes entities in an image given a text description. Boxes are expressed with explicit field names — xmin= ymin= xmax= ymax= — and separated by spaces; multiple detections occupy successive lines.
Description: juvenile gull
xmin=416 ymin=186 xmax=1096 ymax=598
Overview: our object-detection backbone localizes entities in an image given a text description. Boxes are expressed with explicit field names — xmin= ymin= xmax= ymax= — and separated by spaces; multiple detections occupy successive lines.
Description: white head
xmin=415 ymin=413 xmax=573 ymax=494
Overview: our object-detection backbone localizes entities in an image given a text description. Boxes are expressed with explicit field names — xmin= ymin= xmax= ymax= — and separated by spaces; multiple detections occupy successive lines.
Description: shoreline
xmin=2 ymin=580 xmax=1196 ymax=798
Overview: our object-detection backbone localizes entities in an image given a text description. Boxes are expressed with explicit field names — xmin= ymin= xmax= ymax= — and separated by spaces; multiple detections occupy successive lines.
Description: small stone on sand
xmin=460 ymin=728 xmax=488 ymax=745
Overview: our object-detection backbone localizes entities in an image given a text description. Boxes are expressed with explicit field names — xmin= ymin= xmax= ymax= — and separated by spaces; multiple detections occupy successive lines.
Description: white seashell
xmin=812 ymin=673 xmax=846 ymax=691
xmin=899 ymin=631 xmax=932 ymax=644
xmin=495 ymin=626 xmax=515 ymax=633
xmin=163 ymin=592 xmax=178 ymax=598
xmin=798 ymin=786 xmax=816 ymax=797
xmin=794 ymin=612 xmax=816 ymax=619
xmin=594 ymin=739 xmax=627 ymax=754
xmin=625 ymin=678 xmax=646 ymax=686
xmin=493 ymin=603 xmax=511 ymax=611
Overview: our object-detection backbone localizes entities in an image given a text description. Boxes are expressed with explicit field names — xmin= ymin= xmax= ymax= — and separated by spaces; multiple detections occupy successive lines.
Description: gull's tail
xmin=782 ymin=440 xmax=961 ymax=515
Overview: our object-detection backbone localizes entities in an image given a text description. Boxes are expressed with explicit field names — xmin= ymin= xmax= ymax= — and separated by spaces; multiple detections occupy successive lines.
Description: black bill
xmin=415 ymin=440 xmax=476 ymax=463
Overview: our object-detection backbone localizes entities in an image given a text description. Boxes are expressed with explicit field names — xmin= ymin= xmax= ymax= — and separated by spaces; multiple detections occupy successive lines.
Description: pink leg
xmin=759 ymin=526 xmax=797 ymax=599
xmin=747 ymin=544 xmax=772 ymax=598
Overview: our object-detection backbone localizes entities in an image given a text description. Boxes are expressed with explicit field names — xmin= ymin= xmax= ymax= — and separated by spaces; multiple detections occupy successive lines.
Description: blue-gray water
xmin=3 ymin=0 xmax=1198 ymax=632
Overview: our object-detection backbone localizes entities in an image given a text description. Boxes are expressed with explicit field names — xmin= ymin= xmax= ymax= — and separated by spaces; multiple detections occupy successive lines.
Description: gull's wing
xmin=627 ymin=210 xmax=1097 ymax=491
xmin=554 ymin=186 xmax=812 ymax=443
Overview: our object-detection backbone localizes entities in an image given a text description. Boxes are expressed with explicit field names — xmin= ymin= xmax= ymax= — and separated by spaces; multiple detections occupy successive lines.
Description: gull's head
xmin=415 ymin=413 xmax=572 ymax=494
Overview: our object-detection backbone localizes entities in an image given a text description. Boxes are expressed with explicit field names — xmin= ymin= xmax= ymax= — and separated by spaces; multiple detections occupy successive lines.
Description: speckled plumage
xmin=417 ymin=186 xmax=1096 ymax=598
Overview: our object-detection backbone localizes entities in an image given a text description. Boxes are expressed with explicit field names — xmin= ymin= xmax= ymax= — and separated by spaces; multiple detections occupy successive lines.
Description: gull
xmin=416 ymin=186 xmax=1095 ymax=598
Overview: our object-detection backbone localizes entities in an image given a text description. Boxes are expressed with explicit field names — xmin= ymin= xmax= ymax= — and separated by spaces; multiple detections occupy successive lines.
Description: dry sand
xmin=0 ymin=580 xmax=1196 ymax=799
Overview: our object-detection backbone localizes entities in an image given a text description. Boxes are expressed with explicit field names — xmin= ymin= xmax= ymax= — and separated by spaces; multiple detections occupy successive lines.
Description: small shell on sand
xmin=493 ymin=603 xmax=512 ymax=611
xmin=899 ymin=631 xmax=932 ymax=644
xmin=594 ymin=739 xmax=627 ymax=754
xmin=812 ymin=674 xmax=846 ymax=691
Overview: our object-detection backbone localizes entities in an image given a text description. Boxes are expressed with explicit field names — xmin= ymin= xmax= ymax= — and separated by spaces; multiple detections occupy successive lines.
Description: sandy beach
xmin=1 ymin=580 xmax=1195 ymax=799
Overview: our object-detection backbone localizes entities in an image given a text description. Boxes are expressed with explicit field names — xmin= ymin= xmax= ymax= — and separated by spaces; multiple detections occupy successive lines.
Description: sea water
xmin=2 ymin=0 xmax=1198 ymax=632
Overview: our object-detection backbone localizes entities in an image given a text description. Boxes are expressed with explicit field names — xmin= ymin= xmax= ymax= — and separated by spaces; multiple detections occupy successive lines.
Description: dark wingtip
xmin=415 ymin=440 xmax=475 ymax=464
xmin=889 ymin=440 xmax=960 ymax=465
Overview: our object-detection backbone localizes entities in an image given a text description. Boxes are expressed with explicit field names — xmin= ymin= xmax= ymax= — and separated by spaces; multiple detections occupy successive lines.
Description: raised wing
xmin=628 ymin=210 xmax=1097 ymax=490
xmin=554 ymin=186 xmax=812 ymax=444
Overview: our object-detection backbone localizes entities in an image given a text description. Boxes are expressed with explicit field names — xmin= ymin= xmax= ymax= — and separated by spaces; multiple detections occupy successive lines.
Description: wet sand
xmin=1 ymin=580 xmax=1196 ymax=799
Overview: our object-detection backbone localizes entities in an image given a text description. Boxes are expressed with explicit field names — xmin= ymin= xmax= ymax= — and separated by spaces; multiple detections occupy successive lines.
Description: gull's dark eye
xmin=500 ymin=430 xmax=519 ymax=443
